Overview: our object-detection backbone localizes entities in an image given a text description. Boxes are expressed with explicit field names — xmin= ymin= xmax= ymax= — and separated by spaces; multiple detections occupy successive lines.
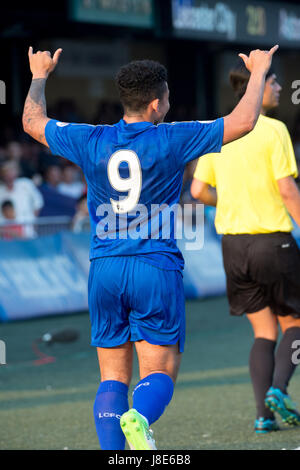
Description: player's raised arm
xmin=22 ymin=47 xmax=63 ymax=146
xmin=223 ymin=45 xmax=279 ymax=145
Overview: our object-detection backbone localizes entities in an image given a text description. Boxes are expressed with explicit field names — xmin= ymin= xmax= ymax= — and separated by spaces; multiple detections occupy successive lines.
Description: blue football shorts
xmin=88 ymin=256 xmax=185 ymax=352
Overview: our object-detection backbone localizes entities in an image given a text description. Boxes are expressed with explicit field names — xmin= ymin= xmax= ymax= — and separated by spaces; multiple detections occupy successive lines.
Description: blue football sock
xmin=132 ymin=373 xmax=174 ymax=425
xmin=93 ymin=380 xmax=129 ymax=450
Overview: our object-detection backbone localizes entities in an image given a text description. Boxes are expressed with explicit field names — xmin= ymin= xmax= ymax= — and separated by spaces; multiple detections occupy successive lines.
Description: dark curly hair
xmin=116 ymin=60 xmax=168 ymax=113
xmin=230 ymin=59 xmax=275 ymax=100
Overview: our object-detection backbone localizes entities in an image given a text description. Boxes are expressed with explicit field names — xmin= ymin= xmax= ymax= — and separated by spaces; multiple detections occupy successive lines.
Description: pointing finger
xmin=28 ymin=46 xmax=33 ymax=58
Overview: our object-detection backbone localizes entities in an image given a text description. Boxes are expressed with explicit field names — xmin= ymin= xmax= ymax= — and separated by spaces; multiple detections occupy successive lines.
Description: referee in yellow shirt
xmin=191 ymin=60 xmax=300 ymax=434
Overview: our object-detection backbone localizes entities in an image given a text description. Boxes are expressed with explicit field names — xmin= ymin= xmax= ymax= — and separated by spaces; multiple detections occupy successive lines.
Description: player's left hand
xmin=238 ymin=45 xmax=279 ymax=75
xmin=28 ymin=47 xmax=63 ymax=79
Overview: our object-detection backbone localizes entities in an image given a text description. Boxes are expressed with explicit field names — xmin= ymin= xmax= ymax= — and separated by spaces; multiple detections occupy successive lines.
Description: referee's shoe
xmin=254 ymin=417 xmax=279 ymax=434
xmin=265 ymin=387 xmax=300 ymax=425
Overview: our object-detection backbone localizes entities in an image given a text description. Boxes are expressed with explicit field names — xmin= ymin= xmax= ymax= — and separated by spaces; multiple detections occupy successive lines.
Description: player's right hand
xmin=238 ymin=45 xmax=279 ymax=75
xmin=28 ymin=47 xmax=63 ymax=79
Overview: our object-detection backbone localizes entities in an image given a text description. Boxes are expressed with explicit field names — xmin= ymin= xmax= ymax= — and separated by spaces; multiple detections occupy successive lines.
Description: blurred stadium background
xmin=1 ymin=0 xmax=300 ymax=450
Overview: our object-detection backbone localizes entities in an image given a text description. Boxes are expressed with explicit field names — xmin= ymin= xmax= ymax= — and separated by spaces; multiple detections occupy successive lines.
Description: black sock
xmin=272 ymin=327 xmax=300 ymax=394
xmin=249 ymin=338 xmax=276 ymax=419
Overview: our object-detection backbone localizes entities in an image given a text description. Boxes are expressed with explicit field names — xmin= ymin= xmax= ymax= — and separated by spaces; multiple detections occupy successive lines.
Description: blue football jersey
xmin=45 ymin=118 xmax=224 ymax=271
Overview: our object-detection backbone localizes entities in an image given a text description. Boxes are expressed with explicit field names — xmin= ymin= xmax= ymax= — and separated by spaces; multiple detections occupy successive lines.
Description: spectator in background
xmin=37 ymin=144 xmax=63 ymax=176
xmin=0 ymin=200 xmax=25 ymax=240
xmin=43 ymin=164 xmax=62 ymax=189
xmin=6 ymin=141 xmax=23 ymax=162
xmin=17 ymin=141 xmax=41 ymax=180
xmin=58 ymin=165 xmax=86 ymax=199
xmin=1 ymin=200 xmax=15 ymax=220
xmin=72 ymin=194 xmax=89 ymax=233
xmin=38 ymin=164 xmax=77 ymax=217
xmin=0 ymin=161 xmax=44 ymax=227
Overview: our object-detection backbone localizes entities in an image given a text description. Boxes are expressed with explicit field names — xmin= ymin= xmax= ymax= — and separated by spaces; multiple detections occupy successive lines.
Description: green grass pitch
xmin=0 ymin=296 xmax=299 ymax=450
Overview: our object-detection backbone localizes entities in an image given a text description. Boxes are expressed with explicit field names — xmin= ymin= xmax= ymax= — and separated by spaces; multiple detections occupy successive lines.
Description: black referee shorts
xmin=222 ymin=232 xmax=300 ymax=318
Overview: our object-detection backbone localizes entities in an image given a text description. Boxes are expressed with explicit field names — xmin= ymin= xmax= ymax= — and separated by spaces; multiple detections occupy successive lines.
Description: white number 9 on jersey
xmin=107 ymin=150 xmax=142 ymax=214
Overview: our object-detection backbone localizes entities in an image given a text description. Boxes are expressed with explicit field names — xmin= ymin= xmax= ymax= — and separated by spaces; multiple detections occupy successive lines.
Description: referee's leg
xmin=247 ymin=307 xmax=278 ymax=419
xmin=272 ymin=315 xmax=300 ymax=394
xmin=247 ymin=307 xmax=278 ymax=341
xmin=278 ymin=315 xmax=300 ymax=333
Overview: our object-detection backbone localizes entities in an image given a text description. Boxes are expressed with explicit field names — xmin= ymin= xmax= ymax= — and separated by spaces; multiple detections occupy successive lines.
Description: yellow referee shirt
xmin=193 ymin=115 xmax=298 ymax=234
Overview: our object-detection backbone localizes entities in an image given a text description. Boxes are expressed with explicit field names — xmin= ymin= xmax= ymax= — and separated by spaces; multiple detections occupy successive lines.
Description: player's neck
xmin=123 ymin=111 xmax=155 ymax=124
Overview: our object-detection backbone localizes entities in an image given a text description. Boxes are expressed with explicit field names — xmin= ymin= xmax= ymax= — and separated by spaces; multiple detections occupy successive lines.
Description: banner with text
xmin=1 ymin=223 xmax=299 ymax=321
xmin=172 ymin=0 xmax=300 ymax=47
xmin=0 ymin=233 xmax=88 ymax=321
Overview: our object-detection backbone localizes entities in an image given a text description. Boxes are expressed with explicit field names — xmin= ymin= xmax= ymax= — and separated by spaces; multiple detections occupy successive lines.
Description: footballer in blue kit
xmin=45 ymin=114 xmax=224 ymax=353
xmin=23 ymin=45 xmax=278 ymax=450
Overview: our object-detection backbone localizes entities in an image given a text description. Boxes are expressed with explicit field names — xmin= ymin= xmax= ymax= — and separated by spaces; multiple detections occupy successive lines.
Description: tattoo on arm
xmin=29 ymin=78 xmax=47 ymax=109
xmin=23 ymin=78 xmax=50 ymax=146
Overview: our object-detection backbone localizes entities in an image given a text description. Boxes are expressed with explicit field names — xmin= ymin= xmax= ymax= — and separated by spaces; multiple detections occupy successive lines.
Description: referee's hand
xmin=28 ymin=47 xmax=63 ymax=79
xmin=238 ymin=45 xmax=279 ymax=75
